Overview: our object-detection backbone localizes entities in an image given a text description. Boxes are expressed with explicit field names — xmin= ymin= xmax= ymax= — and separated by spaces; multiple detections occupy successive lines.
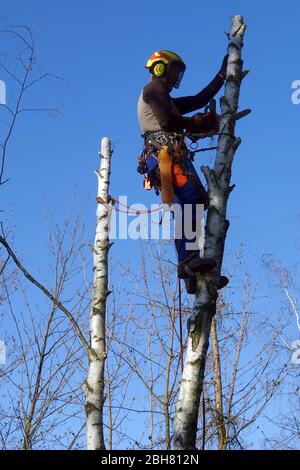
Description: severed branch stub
xmin=174 ymin=15 xmax=248 ymax=450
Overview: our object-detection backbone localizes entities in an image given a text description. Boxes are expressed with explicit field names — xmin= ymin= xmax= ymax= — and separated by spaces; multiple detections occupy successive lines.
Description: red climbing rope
xmin=96 ymin=195 xmax=163 ymax=215
xmin=178 ymin=277 xmax=184 ymax=374
xmin=97 ymin=195 xmax=184 ymax=371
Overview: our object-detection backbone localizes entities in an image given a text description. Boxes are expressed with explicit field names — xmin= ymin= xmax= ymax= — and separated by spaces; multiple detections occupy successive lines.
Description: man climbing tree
xmin=137 ymin=49 xmax=229 ymax=294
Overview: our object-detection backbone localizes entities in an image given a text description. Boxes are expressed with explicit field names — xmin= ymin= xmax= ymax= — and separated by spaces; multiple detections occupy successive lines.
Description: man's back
xmin=138 ymin=79 xmax=186 ymax=134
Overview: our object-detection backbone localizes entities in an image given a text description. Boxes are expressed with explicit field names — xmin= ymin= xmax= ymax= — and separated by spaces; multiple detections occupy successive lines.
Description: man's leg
xmin=172 ymin=158 xmax=229 ymax=293
xmin=172 ymin=159 xmax=215 ymax=278
xmin=173 ymin=182 xmax=203 ymax=263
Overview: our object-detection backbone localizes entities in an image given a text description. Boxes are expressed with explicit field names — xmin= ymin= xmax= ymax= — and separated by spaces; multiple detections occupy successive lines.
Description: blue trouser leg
xmin=173 ymin=158 xmax=207 ymax=263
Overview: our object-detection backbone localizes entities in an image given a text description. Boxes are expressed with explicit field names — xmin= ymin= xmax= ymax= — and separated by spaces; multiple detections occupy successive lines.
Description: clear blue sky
xmin=1 ymin=0 xmax=299 ymax=272
xmin=1 ymin=0 xmax=300 ymax=449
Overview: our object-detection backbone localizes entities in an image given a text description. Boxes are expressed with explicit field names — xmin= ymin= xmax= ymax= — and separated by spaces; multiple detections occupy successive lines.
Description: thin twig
xmin=0 ymin=235 xmax=90 ymax=353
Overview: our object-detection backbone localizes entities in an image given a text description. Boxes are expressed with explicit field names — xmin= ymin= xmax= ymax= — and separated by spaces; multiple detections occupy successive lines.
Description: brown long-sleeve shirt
xmin=137 ymin=73 xmax=224 ymax=134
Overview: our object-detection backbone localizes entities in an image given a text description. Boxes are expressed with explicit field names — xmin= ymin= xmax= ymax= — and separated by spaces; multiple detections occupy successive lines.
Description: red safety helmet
xmin=145 ymin=50 xmax=186 ymax=88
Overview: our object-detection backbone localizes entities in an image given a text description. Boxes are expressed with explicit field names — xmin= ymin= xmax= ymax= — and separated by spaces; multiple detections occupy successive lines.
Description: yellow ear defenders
xmin=153 ymin=62 xmax=166 ymax=77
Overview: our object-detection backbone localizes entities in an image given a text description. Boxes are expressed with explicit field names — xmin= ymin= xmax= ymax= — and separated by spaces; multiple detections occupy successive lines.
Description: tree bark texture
xmin=83 ymin=137 xmax=113 ymax=450
xmin=174 ymin=15 xmax=247 ymax=450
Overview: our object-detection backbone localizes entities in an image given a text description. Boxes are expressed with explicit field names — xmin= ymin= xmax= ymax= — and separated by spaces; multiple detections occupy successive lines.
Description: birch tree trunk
xmin=83 ymin=137 xmax=113 ymax=450
xmin=174 ymin=15 xmax=247 ymax=450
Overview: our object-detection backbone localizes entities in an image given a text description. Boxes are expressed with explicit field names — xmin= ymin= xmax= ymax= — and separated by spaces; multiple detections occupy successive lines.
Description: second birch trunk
xmin=83 ymin=137 xmax=113 ymax=450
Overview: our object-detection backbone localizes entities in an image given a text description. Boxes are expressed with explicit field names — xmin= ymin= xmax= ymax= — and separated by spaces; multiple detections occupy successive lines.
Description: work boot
xmin=177 ymin=253 xmax=216 ymax=280
xmin=184 ymin=275 xmax=229 ymax=295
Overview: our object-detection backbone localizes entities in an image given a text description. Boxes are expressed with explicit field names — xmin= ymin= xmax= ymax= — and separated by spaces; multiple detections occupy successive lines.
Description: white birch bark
xmin=83 ymin=137 xmax=113 ymax=450
xmin=174 ymin=15 xmax=247 ymax=450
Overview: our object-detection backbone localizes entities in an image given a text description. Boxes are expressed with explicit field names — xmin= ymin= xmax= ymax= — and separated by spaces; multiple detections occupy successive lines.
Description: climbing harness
xmin=137 ymin=129 xmax=217 ymax=206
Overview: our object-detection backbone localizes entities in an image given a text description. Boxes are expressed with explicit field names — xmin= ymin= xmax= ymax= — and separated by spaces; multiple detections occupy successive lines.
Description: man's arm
xmin=172 ymin=73 xmax=225 ymax=115
xmin=172 ymin=56 xmax=228 ymax=115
